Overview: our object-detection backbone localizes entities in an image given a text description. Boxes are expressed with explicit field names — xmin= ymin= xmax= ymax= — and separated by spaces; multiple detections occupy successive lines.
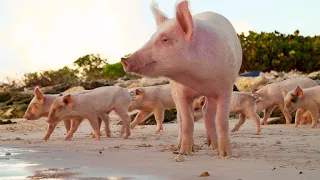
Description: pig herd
xmin=22 ymin=0 xmax=320 ymax=161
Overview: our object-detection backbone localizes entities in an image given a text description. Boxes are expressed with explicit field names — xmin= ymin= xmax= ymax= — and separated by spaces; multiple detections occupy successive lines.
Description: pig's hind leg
xmin=130 ymin=110 xmax=152 ymax=130
xmin=245 ymin=110 xmax=261 ymax=135
xmin=153 ymin=108 xmax=165 ymax=134
xmin=114 ymin=107 xmax=131 ymax=139
xmin=231 ymin=113 xmax=246 ymax=133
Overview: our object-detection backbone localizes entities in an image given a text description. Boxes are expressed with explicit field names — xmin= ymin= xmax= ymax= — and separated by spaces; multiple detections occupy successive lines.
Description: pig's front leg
xmin=101 ymin=114 xmax=111 ymax=137
xmin=176 ymin=98 xmax=194 ymax=155
xmin=261 ymin=105 xmax=276 ymax=125
xmin=176 ymin=109 xmax=182 ymax=146
xmin=63 ymin=119 xmax=71 ymax=133
xmin=130 ymin=110 xmax=152 ymax=130
xmin=42 ymin=123 xmax=57 ymax=141
xmin=203 ymin=97 xmax=218 ymax=150
xmin=86 ymin=114 xmax=101 ymax=140
xmin=279 ymin=104 xmax=292 ymax=124
xmin=231 ymin=113 xmax=246 ymax=133
xmin=310 ymin=110 xmax=319 ymax=128
xmin=215 ymin=94 xmax=232 ymax=157
xmin=294 ymin=108 xmax=304 ymax=128
xmin=92 ymin=117 xmax=103 ymax=138
xmin=153 ymin=108 xmax=165 ymax=134
xmin=64 ymin=118 xmax=83 ymax=141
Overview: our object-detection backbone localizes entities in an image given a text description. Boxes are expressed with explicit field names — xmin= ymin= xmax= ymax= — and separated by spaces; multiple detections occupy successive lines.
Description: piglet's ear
xmin=62 ymin=94 xmax=72 ymax=106
xmin=280 ymin=87 xmax=288 ymax=98
xmin=150 ymin=1 xmax=168 ymax=27
xmin=199 ymin=96 xmax=206 ymax=106
xmin=34 ymin=87 xmax=44 ymax=101
xmin=175 ymin=0 xmax=194 ymax=41
xmin=294 ymin=86 xmax=304 ymax=98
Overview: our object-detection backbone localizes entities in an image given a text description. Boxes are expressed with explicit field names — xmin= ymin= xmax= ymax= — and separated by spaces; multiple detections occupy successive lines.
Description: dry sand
xmin=1 ymin=115 xmax=320 ymax=180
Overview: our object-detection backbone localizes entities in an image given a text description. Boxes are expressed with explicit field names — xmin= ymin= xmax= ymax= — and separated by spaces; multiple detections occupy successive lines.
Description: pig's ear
xmin=132 ymin=89 xmax=143 ymax=100
xmin=150 ymin=1 xmax=168 ymax=26
xmin=62 ymin=95 xmax=72 ymax=106
xmin=199 ymin=96 xmax=206 ymax=106
xmin=175 ymin=0 xmax=194 ymax=41
xmin=294 ymin=86 xmax=304 ymax=98
xmin=34 ymin=87 xmax=44 ymax=101
xmin=280 ymin=87 xmax=288 ymax=98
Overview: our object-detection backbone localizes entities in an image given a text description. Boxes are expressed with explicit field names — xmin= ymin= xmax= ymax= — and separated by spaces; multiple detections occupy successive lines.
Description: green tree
xmin=73 ymin=54 xmax=107 ymax=81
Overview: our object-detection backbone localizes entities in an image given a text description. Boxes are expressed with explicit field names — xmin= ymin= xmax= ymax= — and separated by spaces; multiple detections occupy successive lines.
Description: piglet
xmin=46 ymin=86 xmax=132 ymax=140
xmin=193 ymin=92 xmax=261 ymax=135
xmin=121 ymin=0 xmax=243 ymax=157
xmin=23 ymin=87 xmax=109 ymax=141
xmin=251 ymin=77 xmax=318 ymax=125
xmin=128 ymin=84 xmax=176 ymax=134
xmin=282 ymin=86 xmax=320 ymax=128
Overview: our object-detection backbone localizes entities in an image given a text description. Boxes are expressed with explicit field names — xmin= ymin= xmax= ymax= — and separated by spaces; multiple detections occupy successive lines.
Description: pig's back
xmin=276 ymin=77 xmax=318 ymax=90
xmin=194 ymin=11 xmax=242 ymax=69
xmin=146 ymin=84 xmax=175 ymax=108
xmin=230 ymin=92 xmax=255 ymax=112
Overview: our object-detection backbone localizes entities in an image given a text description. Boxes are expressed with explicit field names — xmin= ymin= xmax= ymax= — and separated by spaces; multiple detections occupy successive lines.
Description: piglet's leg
xmin=92 ymin=117 xmax=103 ymax=138
xmin=153 ymin=108 xmax=165 ymax=134
xmin=261 ymin=105 xmax=276 ymax=125
xmin=63 ymin=119 xmax=71 ymax=133
xmin=130 ymin=111 xmax=152 ymax=130
xmin=101 ymin=114 xmax=111 ymax=137
xmin=64 ymin=119 xmax=82 ymax=141
xmin=42 ymin=123 xmax=57 ymax=141
xmin=246 ymin=111 xmax=261 ymax=135
xmin=86 ymin=115 xmax=101 ymax=140
xmin=216 ymin=94 xmax=232 ymax=157
xmin=279 ymin=104 xmax=292 ymax=124
xmin=294 ymin=108 xmax=304 ymax=128
xmin=114 ymin=108 xmax=131 ymax=139
xmin=203 ymin=97 xmax=218 ymax=150
xmin=231 ymin=113 xmax=246 ymax=133
xmin=310 ymin=110 xmax=319 ymax=128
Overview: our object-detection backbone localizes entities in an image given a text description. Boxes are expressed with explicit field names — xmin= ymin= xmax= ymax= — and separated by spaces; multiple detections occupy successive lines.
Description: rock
xmin=275 ymin=140 xmax=281 ymax=145
xmin=174 ymin=154 xmax=186 ymax=162
xmin=0 ymin=119 xmax=17 ymax=125
xmin=199 ymin=172 xmax=210 ymax=177
xmin=139 ymin=77 xmax=169 ymax=86
xmin=5 ymin=152 xmax=11 ymax=156
xmin=80 ymin=80 xmax=112 ymax=90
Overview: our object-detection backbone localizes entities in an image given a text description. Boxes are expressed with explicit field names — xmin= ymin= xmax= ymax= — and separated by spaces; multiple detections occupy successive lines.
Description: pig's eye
xmin=291 ymin=98 xmax=297 ymax=103
xmin=194 ymin=108 xmax=199 ymax=111
xmin=162 ymin=37 xmax=170 ymax=43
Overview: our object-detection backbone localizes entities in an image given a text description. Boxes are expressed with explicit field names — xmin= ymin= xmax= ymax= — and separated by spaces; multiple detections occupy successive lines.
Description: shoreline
xmin=1 ymin=118 xmax=320 ymax=180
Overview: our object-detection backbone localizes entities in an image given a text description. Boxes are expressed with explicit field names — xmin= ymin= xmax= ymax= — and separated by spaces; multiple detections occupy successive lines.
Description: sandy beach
xmin=1 ymin=114 xmax=320 ymax=180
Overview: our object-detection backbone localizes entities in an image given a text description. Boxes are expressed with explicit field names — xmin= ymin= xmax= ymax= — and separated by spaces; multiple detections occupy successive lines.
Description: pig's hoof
xmin=206 ymin=137 xmax=218 ymax=150
xmin=106 ymin=133 xmax=111 ymax=138
xmin=230 ymin=127 xmax=238 ymax=132
xmin=130 ymin=123 xmax=136 ymax=130
xmin=218 ymin=139 xmax=232 ymax=158
xmin=294 ymin=125 xmax=299 ymax=128
xmin=42 ymin=137 xmax=49 ymax=141
xmin=174 ymin=153 xmax=186 ymax=162
xmin=153 ymin=129 xmax=162 ymax=135
xmin=311 ymin=125 xmax=317 ymax=128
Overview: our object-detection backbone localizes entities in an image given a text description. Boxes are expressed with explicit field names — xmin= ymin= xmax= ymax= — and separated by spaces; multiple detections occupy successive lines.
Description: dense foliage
xmin=239 ymin=30 xmax=320 ymax=73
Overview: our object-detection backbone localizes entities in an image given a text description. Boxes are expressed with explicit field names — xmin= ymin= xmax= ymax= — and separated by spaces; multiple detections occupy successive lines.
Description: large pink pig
xmin=193 ymin=92 xmax=261 ymax=135
xmin=46 ymin=86 xmax=132 ymax=140
xmin=282 ymin=86 xmax=320 ymax=128
xmin=128 ymin=84 xmax=176 ymax=134
xmin=23 ymin=87 xmax=109 ymax=141
xmin=121 ymin=1 xmax=242 ymax=157
xmin=250 ymin=77 xmax=318 ymax=125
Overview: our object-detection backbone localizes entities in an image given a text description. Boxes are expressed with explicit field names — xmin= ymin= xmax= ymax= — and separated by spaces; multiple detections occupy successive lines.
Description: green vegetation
xmin=239 ymin=30 xmax=320 ymax=73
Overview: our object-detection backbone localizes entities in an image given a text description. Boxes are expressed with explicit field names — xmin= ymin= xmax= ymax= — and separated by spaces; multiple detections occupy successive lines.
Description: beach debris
xmin=174 ymin=154 xmax=186 ymax=162
xmin=275 ymin=140 xmax=281 ymax=145
xmin=5 ymin=152 xmax=11 ymax=156
xmin=299 ymin=171 xmax=303 ymax=174
xmin=137 ymin=143 xmax=153 ymax=147
xmin=199 ymin=171 xmax=210 ymax=177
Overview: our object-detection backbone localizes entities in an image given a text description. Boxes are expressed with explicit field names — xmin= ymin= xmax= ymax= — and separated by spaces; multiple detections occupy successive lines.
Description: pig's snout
xmin=23 ymin=114 xmax=30 ymax=120
xmin=121 ymin=57 xmax=132 ymax=72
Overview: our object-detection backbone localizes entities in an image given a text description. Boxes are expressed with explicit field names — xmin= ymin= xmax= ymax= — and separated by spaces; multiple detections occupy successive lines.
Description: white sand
xmin=1 ymin=116 xmax=320 ymax=180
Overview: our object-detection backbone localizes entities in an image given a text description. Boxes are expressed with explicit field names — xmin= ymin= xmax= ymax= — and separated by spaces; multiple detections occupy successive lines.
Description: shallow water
xmin=0 ymin=147 xmax=165 ymax=180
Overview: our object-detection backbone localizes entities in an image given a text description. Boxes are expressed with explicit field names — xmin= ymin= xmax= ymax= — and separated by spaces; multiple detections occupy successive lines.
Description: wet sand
xmin=1 ymin=116 xmax=320 ymax=180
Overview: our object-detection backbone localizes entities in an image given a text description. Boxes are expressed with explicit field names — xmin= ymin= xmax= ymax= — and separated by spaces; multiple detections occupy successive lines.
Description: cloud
xmin=233 ymin=20 xmax=252 ymax=36
xmin=1 ymin=0 xmax=155 ymax=81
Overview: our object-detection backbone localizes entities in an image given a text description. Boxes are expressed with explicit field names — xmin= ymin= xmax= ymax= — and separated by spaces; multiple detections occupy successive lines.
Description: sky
xmin=0 ymin=0 xmax=319 ymax=82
